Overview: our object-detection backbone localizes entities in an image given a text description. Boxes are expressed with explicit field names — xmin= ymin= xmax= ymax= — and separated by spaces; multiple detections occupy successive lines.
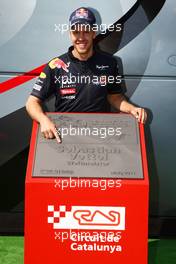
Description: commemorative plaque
xmin=25 ymin=113 xmax=149 ymax=264
xmin=33 ymin=113 xmax=143 ymax=179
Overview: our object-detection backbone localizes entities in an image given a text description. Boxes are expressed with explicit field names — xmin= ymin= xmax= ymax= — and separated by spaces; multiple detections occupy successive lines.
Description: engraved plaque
xmin=32 ymin=113 xmax=143 ymax=179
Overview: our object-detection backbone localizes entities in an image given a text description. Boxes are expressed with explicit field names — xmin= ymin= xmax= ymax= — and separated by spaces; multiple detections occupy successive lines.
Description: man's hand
xmin=130 ymin=107 xmax=147 ymax=124
xmin=107 ymin=94 xmax=147 ymax=124
xmin=40 ymin=115 xmax=61 ymax=143
xmin=26 ymin=96 xmax=61 ymax=143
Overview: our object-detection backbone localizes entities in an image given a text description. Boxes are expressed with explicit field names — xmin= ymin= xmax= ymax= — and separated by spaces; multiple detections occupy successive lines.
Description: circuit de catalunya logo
xmin=48 ymin=205 xmax=125 ymax=230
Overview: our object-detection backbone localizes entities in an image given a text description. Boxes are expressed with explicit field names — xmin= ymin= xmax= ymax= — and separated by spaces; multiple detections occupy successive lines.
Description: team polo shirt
xmin=31 ymin=46 xmax=123 ymax=112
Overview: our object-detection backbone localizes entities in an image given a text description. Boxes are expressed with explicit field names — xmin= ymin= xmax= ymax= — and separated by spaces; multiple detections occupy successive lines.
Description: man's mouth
xmin=77 ymin=43 xmax=87 ymax=49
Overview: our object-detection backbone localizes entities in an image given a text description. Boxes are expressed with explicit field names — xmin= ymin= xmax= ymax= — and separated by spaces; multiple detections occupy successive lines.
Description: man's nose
xmin=78 ymin=32 xmax=85 ymax=40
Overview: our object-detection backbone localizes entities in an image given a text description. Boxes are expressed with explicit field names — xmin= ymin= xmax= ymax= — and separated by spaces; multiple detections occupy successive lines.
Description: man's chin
xmin=76 ymin=48 xmax=89 ymax=54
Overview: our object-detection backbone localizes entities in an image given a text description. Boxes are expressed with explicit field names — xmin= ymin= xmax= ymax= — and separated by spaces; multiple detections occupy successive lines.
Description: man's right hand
xmin=26 ymin=95 xmax=61 ymax=143
xmin=40 ymin=115 xmax=61 ymax=143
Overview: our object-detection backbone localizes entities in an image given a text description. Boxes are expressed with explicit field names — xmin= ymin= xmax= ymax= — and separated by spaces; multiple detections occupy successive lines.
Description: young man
xmin=26 ymin=7 xmax=147 ymax=143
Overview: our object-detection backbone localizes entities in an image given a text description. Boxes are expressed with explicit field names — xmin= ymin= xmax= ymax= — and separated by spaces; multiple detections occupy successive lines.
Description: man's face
xmin=70 ymin=24 xmax=96 ymax=55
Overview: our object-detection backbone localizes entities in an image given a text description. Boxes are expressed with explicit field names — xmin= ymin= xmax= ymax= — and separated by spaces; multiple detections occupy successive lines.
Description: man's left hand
xmin=130 ymin=107 xmax=147 ymax=124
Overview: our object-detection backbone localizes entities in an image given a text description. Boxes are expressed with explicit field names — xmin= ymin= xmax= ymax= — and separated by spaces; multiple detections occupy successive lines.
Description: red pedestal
xmin=25 ymin=114 xmax=149 ymax=264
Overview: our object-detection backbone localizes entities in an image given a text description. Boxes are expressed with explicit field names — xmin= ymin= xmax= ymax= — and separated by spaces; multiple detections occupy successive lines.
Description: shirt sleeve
xmin=30 ymin=63 xmax=57 ymax=101
xmin=107 ymin=59 xmax=123 ymax=94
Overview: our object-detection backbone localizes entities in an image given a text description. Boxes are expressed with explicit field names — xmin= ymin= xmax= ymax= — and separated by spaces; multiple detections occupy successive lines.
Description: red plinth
xmin=25 ymin=114 xmax=149 ymax=264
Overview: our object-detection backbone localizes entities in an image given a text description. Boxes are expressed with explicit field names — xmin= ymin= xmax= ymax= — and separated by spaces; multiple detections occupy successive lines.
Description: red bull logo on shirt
xmin=49 ymin=58 xmax=70 ymax=72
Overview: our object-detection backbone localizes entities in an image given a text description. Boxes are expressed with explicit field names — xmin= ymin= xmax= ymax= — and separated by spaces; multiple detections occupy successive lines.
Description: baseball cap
xmin=69 ymin=7 xmax=96 ymax=28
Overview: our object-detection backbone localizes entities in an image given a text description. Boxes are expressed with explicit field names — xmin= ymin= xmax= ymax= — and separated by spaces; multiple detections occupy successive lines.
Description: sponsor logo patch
xmin=96 ymin=65 xmax=109 ymax=70
xmin=75 ymin=8 xmax=88 ymax=19
xmin=49 ymin=58 xmax=70 ymax=72
xmin=60 ymin=88 xmax=76 ymax=95
xmin=33 ymin=83 xmax=42 ymax=91
xmin=39 ymin=72 xmax=46 ymax=79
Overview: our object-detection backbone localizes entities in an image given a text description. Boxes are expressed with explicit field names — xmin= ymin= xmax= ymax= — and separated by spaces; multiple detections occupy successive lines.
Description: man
xmin=26 ymin=7 xmax=147 ymax=143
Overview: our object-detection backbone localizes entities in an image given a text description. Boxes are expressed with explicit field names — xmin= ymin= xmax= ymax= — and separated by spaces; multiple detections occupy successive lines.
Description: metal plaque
xmin=32 ymin=113 xmax=143 ymax=179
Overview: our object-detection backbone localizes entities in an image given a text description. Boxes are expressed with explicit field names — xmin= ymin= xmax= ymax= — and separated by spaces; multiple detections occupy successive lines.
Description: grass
xmin=0 ymin=237 xmax=24 ymax=264
xmin=0 ymin=237 xmax=176 ymax=263
xmin=148 ymin=239 xmax=176 ymax=264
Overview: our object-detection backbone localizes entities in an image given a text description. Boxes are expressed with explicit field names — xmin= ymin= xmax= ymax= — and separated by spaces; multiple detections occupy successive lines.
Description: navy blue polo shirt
xmin=31 ymin=46 xmax=123 ymax=112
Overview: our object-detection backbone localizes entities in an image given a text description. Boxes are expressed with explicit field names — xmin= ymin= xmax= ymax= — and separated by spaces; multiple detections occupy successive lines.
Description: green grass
xmin=0 ymin=237 xmax=176 ymax=263
xmin=148 ymin=239 xmax=176 ymax=264
xmin=0 ymin=237 xmax=24 ymax=264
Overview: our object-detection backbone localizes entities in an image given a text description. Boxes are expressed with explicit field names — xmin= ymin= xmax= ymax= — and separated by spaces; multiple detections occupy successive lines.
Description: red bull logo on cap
xmin=76 ymin=8 xmax=88 ymax=19
xmin=49 ymin=58 xmax=70 ymax=72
